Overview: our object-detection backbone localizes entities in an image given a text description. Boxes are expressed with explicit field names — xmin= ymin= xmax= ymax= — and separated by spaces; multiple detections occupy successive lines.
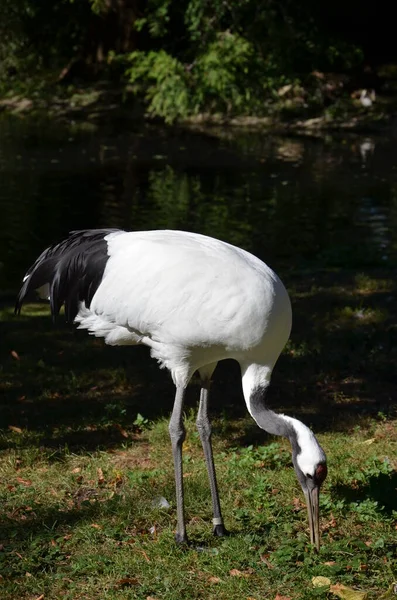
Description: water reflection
xmin=1 ymin=115 xmax=396 ymax=291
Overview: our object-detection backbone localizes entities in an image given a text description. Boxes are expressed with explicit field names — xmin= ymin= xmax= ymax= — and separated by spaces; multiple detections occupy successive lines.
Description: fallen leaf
xmin=324 ymin=561 xmax=336 ymax=566
xmin=229 ymin=568 xmax=253 ymax=578
xmin=97 ymin=467 xmax=105 ymax=485
xmin=137 ymin=549 xmax=150 ymax=563
xmin=146 ymin=597 xmax=160 ymax=600
xmin=115 ymin=424 xmax=129 ymax=438
xmin=71 ymin=467 xmax=81 ymax=474
xmin=292 ymin=497 xmax=304 ymax=511
xmin=274 ymin=595 xmax=292 ymax=600
xmin=208 ymin=576 xmax=221 ymax=584
xmin=16 ymin=478 xmax=32 ymax=487
xmin=116 ymin=578 xmax=139 ymax=587
xmin=330 ymin=583 xmax=368 ymax=600
xmin=11 ymin=350 xmax=20 ymax=360
xmin=312 ymin=576 xmax=331 ymax=587
xmin=114 ymin=473 xmax=123 ymax=487
xmin=260 ymin=553 xmax=274 ymax=569
xmin=8 ymin=425 xmax=22 ymax=434
xmin=90 ymin=523 xmax=102 ymax=529
xmin=35 ymin=595 xmax=44 ymax=600
xmin=359 ymin=438 xmax=376 ymax=445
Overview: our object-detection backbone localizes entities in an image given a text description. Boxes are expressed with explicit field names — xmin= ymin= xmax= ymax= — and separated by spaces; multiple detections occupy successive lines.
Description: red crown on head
xmin=314 ymin=463 xmax=327 ymax=484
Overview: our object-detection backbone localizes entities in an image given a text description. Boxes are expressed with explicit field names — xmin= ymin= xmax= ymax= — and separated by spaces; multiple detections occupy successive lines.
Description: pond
xmin=1 ymin=114 xmax=396 ymax=292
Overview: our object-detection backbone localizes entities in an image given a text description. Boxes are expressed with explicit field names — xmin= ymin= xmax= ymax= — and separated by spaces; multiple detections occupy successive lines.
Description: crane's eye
xmin=306 ymin=473 xmax=313 ymax=479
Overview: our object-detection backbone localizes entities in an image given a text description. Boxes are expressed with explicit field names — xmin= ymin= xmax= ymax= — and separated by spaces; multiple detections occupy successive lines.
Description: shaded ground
xmin=1 ymin=268 xmax=396 ymax=448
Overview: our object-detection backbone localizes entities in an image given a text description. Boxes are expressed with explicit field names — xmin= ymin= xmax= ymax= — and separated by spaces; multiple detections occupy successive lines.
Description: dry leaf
xmin=274 ymin=595 xmax=292 ymax=600
xmin=229 ymin=568 xmax=252 ymax=578
xmin=330 ymin=583 xmax=368 ymax=600
xmin=292 ymin=497 xmax=304 ymax=511
xmin=312 ymin=576 xmax=331 ymax=587
xmin=147 ymin=597 xmax=160 ymax=600
xmin=137 ymin=549 xmax=150 ymax=563
xmin=359 ymin=438 xmax=376 ymax=445
xmin=116 ymin=577 xmax=139 ymax=587
xmin=97 ymin=468 xmax=105 ymax=485
xmin=208 ymin=576 xmax=221 ymax=584
xmin=8 ymin=425 xmax=22 ymax=434
xmin=324 ymin=561 xmax=336 ymax=566
xmin=71 ymin=467 xmax=81 ymax=474
xmin=16 ymin=478 xmax=32 ymax=487
xmin=115 ymin=424 xmax=129 ymax=438
xmin=90 ymin=523 xmax=102 ymax=529
xmin=11 ymin=350 xmax=20 ymax=360
xmin=35 ymin=595 xmax=45 ymax=600
xmin=260 ymin=553 xmax=274 ymax=569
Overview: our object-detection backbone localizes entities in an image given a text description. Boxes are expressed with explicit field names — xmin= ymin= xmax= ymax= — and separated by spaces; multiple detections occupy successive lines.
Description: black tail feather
xmin=15 ymin=228 xmax=121 ymax=322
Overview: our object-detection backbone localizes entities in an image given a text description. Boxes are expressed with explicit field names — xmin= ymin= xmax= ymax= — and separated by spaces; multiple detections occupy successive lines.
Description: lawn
xmin=0 ymin=269 xmax=396 ymax=599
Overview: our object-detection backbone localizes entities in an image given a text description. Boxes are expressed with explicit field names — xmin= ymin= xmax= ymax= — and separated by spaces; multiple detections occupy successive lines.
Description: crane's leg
xmin=169 ymin=385 xmax=188 ymax=544
xmin=196 ymin=381 xmax=228 ymax=537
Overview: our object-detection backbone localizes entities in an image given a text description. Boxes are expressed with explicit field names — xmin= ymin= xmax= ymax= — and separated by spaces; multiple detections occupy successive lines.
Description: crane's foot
xmin=213 ymin=524 xmax=229 ymax=537
xmin=175 ymin=532 xmax=189 ymax=545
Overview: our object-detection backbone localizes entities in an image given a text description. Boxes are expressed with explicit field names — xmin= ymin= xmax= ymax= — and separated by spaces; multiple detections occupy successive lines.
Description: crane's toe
xmin=175 ymin=532 xmax=189 ymax=545
xmin=213 ymin=524 xmax=229 ymax=537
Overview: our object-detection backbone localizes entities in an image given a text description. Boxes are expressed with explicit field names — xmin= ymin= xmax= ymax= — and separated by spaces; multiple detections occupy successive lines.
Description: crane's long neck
xmin=242 ymin=364 xmax=290 ymax=433
xmin=241 ymin=363 xmax=325 ymax=475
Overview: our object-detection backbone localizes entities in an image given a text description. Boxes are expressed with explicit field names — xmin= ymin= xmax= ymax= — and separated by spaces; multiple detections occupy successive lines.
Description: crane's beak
xmin=304 ymin=486 xmax=320 ymax=551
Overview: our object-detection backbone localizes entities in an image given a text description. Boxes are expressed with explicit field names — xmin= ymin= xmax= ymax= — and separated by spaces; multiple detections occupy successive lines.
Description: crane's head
xmin=287 ymin=419 xmax=327 ymax=552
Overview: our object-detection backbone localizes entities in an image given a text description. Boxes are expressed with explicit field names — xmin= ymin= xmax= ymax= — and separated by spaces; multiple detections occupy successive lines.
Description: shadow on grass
xmin=1 ymin=267 xmax=397 ymax=452
xmin=331 ymin=471 xmax=397 ymax=514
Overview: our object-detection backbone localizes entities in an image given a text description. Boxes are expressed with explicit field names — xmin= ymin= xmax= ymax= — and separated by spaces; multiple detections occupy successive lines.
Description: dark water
xmin=1 ymin=115 xmax=396 ymax=291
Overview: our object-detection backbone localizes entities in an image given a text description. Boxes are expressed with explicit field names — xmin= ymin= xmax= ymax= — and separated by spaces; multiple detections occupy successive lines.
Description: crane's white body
xmin=17 ymin=228 xmax=326 ymax=548
xmin=75 ymin=230 xmax=292 ymax=389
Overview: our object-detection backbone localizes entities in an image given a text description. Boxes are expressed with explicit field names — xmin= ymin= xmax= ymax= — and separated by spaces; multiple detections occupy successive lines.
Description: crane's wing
xmin=15 ymin=228 xmax=122 ymax=321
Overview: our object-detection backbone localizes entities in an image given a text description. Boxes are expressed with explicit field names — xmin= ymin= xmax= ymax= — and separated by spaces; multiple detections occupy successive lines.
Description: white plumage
xmin=16 ymin=228 xmax=327 ymax=549
xmin=75 ymin=230 xmax=291 ymax=388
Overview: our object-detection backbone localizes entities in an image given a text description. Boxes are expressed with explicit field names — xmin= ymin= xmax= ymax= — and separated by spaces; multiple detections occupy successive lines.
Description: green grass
xmin=0 ymin=269 xmax=396 ymax=599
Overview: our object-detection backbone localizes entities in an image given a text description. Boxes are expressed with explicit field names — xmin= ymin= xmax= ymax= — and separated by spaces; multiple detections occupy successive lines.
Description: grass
xmin=0 ymin=268 xmax=396 ymax=599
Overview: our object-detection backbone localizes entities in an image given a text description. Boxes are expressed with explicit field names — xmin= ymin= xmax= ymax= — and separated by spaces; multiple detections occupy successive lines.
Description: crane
xmin=15 ymin=229 xmax=327 ymax=549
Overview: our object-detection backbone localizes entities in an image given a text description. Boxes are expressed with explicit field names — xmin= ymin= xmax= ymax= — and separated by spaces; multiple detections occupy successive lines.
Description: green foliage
xmin=126 ymin=50 xmax=190 ymax=122
xmin=0 ymin=0 xmax=366 ymax=122
xmin=121 ymin=0 xmax=364 ymax=121
xmin=193 ymin=33 xmax=256 ymax=113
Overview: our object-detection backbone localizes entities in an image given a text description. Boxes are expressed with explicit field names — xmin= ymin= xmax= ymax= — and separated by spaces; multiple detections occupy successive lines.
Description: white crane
xmin=15 ymin=229 xmax=327 ymax=549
